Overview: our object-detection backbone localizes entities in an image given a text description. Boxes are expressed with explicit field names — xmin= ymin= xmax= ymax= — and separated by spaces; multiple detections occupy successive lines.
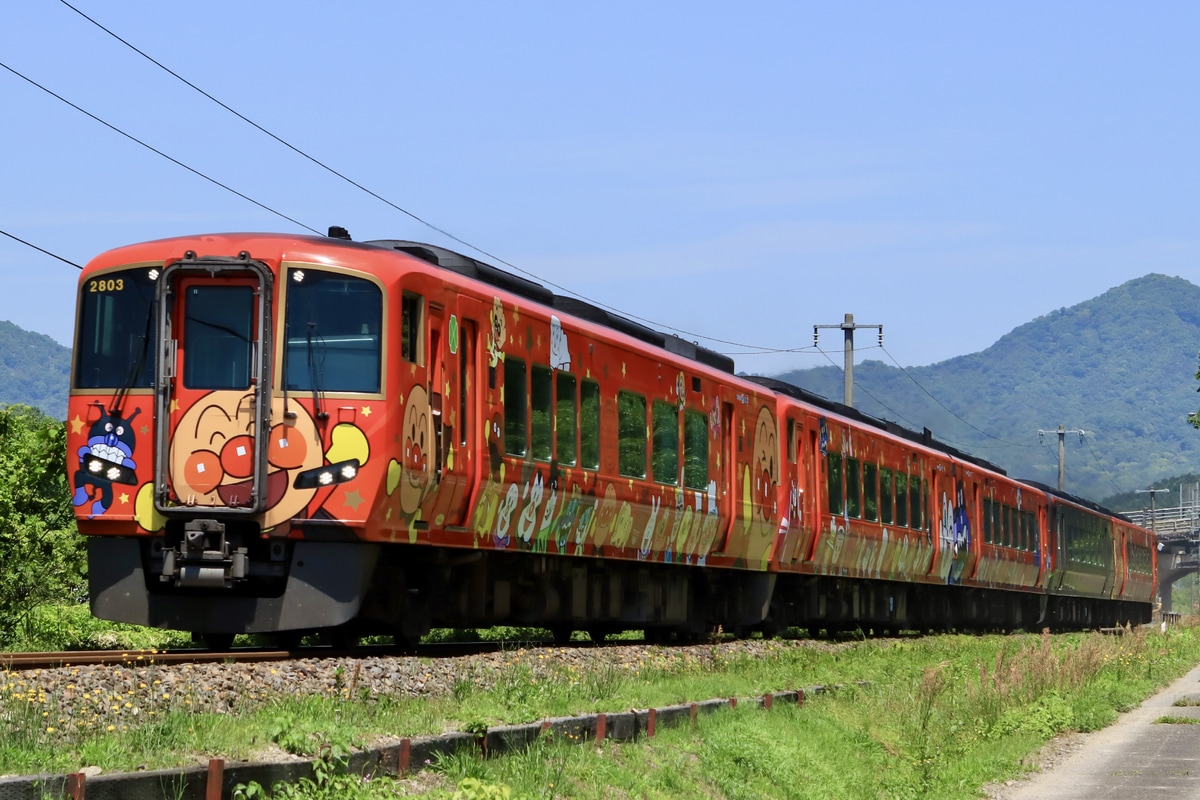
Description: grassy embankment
xmin=3 ymin=606 xmax=1199 ymax=799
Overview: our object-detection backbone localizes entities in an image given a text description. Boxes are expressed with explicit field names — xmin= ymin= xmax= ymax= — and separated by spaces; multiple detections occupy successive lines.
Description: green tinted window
xmin=618 ymin=391 xmax=646 ymax=478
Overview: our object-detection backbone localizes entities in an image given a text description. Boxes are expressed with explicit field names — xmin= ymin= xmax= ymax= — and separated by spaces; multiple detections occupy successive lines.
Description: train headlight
xmin=82 ymin=456 xmax=138 ymax=485
xmin=293 ymin=459 xmax=360 ymax=489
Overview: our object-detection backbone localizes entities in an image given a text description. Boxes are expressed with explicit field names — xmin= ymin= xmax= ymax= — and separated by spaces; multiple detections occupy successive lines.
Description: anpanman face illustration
xmin=169 ymin=391 xmax=324 ymax=528
xmin=753 ymin=406 xmax=778 ymax=521
xmin=400 ymin=384 xmax=432 ymax=515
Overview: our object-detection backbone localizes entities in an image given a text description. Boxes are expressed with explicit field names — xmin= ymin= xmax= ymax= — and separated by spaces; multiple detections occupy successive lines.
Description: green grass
xmin=5 ymin=611 xmax=1200 ymax=799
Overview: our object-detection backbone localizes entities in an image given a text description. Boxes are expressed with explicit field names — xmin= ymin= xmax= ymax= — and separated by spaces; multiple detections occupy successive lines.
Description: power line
xmin=0 ymin=59 xmax=322 ymax=236
xmin=879 ymin=344 xmax=1035 ymax=449
xmin=0 ymin=229 xmax=82 ymax=269
xmin=54 ymin=0 xmax=806 ymax=356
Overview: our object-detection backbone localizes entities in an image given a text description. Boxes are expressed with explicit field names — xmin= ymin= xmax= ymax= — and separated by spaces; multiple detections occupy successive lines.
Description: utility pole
xmin=1136 ymin=487 xmax=1172 ymax=536
xmin=813 ymin=313 xmax=883 ymax=407
xmin=1036 ymin=424 xmax=1086 ymax=492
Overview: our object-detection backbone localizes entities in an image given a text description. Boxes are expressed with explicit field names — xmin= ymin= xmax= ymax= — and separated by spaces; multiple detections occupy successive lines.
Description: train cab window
xmin=652 ymin=401 xmax=679 ymax=485
xmin=879 ymin=468 xmax=894 ymax=524
xmin=894 ymin=473 xmax=908 ymax=527
xmin=618 ymin=391 xmax=647 ymax=479
xmin=400 ymin=293 xmax=422 ymax=365
xmin=531 ymin=364 xmax=552 ymax=461
xmin=556 ymin=372 xmax=577 ymax=466
xmin=863 ymin=462 xmax=878 ymax=522
xmin=580 ymin=380 xmax=600 ymax=470
xmin=185 ymin=285 xmax=254 ymax=390
xmin=827 ymin=452 xmax=844 ymax=515
xmin=504 ymin=357 xmax=527 ymax=456
xmin=846 ymin=457 xmax=861 ymax=518
xmin=683 ymin=410 xmax=708 ymax=490
xmin=285 ymin=269 xmax=383 ymax=392
xmin=75 ymin=267 xmax=157 ymax=389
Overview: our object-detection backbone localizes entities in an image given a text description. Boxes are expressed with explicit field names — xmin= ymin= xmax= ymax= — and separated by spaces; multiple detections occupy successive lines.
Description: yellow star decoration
xmin=361 ymin=406 xmax=372 ymax=417
xmin=70 ymin=416 xmax=84 ymax=435
xmin=141 ymin=425 xmax=149 ymax=435
xmin=344 ymin=489 xmax=364 ymax=511
xmin=512 ymin=307 xmax=520 ymax=324
xmin=119 ymin=493 xmax=129 ymax=505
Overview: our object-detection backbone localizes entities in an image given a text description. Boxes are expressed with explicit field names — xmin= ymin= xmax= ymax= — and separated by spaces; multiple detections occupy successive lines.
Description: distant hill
xmin=0 ymin=321 xmax=69 ymax=419
xmin=773 ymin=273 xmax=1200 ymax=503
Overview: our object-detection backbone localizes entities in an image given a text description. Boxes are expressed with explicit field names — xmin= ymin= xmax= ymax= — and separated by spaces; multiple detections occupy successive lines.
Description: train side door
xmin=154 ymin=255 xmax=273 ymax=515
xmin=424 ymin=301 xmax=477 ymax=528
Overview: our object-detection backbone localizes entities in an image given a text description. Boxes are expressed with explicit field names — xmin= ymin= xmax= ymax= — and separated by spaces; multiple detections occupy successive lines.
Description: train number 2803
xmin=88 ymin=278 xmax=125 ymax=292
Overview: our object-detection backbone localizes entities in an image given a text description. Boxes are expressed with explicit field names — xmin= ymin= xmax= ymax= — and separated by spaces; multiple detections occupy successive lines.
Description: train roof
xmin=366 ymin=239 xmax=736 ymax=374
xmin=746 ymin=375 xmax=1008 ymax=475
xmin=1016 ymin=480 xmax=1131 ymax=522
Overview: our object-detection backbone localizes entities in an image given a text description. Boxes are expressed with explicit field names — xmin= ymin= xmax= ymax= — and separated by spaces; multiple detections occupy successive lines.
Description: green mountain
xmin=772 ymin=273 xmax=1200 ymax=504
xmin=0 ymin=321 xmax=69 ymax=420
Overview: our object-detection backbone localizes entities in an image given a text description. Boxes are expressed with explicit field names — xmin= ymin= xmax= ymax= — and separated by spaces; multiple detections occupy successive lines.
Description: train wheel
xmin=587 ymin=628 xmax=607 ymax=644
xmin=549 ymin=625 xmax=573 ymax=645
xmin=201 ymin=633 xmax=235 ymax=651
xmin=274 ymin=631 xmax=304 ymax=650
xmin=321 ymin=627 xmax=360 ymax=650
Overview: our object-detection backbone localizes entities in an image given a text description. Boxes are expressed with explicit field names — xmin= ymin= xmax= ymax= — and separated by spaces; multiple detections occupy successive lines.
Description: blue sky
xmin=3 ymin=2 xmax=1198 ymax=377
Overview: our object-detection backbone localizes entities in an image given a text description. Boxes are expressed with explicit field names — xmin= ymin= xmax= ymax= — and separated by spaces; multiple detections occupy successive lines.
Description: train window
xmin=1028 ymin=511 xmax=1039 ymax=556
xmin=879 ymin=468 xmax=893 ymax=524
xmin=1004 ymin=505 xmax=1014 ymax=548
xmin=504 ymin=357 xmax=527 ymax=456
xmin=184 ymin=285 xmax=254 ymax=390
xmin=652 ymin=401 xmax=679 ymax=485
xmin=401 ymin=293 xmax=422 ymax=365
xmin=618 ymin=391 xmax=647 ymax=478
xmin=863 ymin=462 xmax=878 ymax=522
xmin=826 ymin=452 xmax=844 ymax=515
xmin=556 ymin=372 xmax=577 ymax=466
xmin=787 ymin=419 xmax=798 ymax=464
xmin=683 ymin=410 xmax=708 ymax=490
xmin=910 ymin=476 xmax=924 ymax=531
xmin=531 ymin=365 xmax=552 ymax=461
xmin=846 ymin=458 xmax=861 ymax=518
xmin=983 ymin=499 xmax=993 ymax=545
xmin=75 ymin=267 xmax=157 ymax=389
xmin=284 ymin=269 xmax=383 ymax=392
xmin=580 ymin=380 xmax=600 ymax=470
xmin=894 ymin=473 xmax=908 ymax=527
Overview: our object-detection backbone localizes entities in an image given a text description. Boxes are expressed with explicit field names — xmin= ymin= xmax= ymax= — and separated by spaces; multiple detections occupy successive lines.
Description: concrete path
xmin=995 ymin=661 xmax=1200 ymax=799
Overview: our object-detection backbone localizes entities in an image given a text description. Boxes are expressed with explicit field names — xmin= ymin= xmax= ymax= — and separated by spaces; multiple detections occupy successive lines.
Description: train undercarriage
xmin=89 ymin=534 xmax=1152 ymax=648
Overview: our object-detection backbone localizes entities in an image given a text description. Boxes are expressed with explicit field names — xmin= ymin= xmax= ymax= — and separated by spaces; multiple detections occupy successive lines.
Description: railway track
xmin=0 ymin=639 xmax=564 ymax=671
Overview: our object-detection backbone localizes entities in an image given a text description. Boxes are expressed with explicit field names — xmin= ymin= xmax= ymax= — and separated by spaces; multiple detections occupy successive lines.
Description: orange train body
xmin=67 ymin=232 xmax=1156 ymax=641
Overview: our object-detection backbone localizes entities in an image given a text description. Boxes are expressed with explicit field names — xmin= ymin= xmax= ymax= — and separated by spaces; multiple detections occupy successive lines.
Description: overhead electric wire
xmin=0 ymin=228 xmax=82 ymax=269
xmin=0 ymin=60 xmax=322 ymax=237
xmin=56 ymin=0 xmax=800 ymax=356
xmin=1080 ymin=433 xmax=1126 ymax=496
xmin=878 ymin=344 xmax=1036 ymax=450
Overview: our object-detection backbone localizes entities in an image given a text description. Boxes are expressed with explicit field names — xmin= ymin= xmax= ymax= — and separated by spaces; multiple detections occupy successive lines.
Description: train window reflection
xmin=74 ymin=268 xmax=156 ymax=389
xmin=285 ymin=269 xmax=383 ymax=393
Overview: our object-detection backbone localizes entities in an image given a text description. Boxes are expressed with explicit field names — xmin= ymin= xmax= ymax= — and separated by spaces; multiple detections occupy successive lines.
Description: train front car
xmin=69 ymin=233 xmax=391 ymax=644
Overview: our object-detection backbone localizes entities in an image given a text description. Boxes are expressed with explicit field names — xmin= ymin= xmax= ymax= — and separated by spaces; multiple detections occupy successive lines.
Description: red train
xmin=67 ymin=231 xmax=1157 ymax=646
